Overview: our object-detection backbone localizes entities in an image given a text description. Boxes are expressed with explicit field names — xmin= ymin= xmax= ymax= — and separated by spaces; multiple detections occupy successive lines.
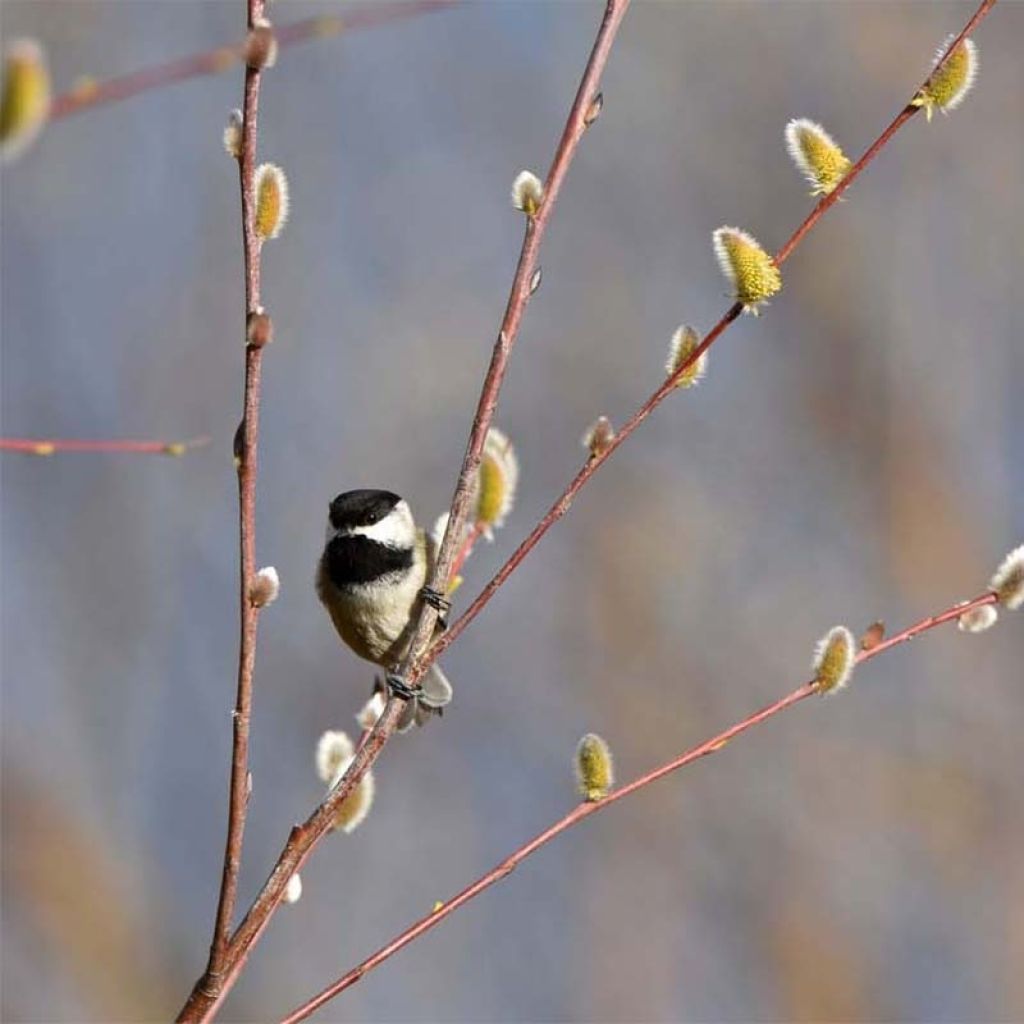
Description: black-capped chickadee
xmin=316 ymin=489 xmax=453 ymax=730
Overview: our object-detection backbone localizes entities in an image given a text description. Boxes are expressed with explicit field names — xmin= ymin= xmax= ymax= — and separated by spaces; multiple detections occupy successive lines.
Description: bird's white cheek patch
xmin=351 ymin=501 xmax=414 ymax=547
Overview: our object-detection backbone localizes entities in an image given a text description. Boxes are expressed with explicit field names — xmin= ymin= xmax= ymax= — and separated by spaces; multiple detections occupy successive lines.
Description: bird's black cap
xmin=329 ymin=489 xmax=402 ymax=531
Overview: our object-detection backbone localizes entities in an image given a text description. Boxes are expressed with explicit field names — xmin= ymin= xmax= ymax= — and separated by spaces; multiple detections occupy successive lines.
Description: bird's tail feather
xmin=394 ymin=663 xmax=453 ymax=732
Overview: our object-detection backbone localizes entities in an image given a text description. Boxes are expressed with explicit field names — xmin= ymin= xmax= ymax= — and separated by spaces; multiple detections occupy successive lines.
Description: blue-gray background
xmin=2 ymin=2 xmax=1022 ymax=1021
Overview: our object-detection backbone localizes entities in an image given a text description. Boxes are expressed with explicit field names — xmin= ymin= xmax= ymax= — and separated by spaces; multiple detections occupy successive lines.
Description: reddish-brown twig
xmin=181 ymin=4 xmax=1000 ymax=1017
xmin=402 ymin=0 xmax=631 ymax=695
xmin=174 ymin=3 xmax=631 ymax=1021
xmin=194 ymin=0 xmax=270 ymax=1008
xmin=415 ymin=0 xmax=999 ymax=679
xmin=47 ymin=2 xmax=456 ymax=121
xmin=281 ymin=592 xmax=998 ymax=1022
xmin=450 ymin=521 xmax=486 ymax=580
xmin=0 ymin=435 xmax=208 ymax=455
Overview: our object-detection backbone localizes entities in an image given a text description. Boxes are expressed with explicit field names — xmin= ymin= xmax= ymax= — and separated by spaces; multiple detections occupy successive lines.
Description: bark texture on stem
xmin=188 ymin=0 xmax=269 ymax=1014
xmin=48 ymin=2 xmax=456 ymax=120
xmin=417 ymin=0 xmax=999 ymax=676
xmin=180 ymin=1 xmax=998 ymax=1017
xmin=176 ymin=3 xmax=631 ymax=1019
xmin=281 ymin=593 xmax=998 ymax=1022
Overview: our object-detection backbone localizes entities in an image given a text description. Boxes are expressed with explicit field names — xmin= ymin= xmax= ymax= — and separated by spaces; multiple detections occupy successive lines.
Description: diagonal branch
xmin=174 ymin=2 xmax=631 ymax=1020
xmin=179 ymin=4 xmax=1000 ymax=1018
xmin=280 ymin=592 xmax=999 ymax=1023
xmin=48 ymin=1 xmax=456 ymax=121
xmin=0 ymin=435 xmax=208 ymax=455
xmin=414 ymin=0 xmax=999 ymax=679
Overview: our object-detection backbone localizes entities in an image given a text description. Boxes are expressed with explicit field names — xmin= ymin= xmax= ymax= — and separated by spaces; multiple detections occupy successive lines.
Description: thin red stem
xmin=180 ymin=2 xmax=269 ymax=1018
xmin=47 ymin=2 xmax=456 ymax=121
xmin=281 ymin=593 xmax=997 ymax=1022
xmin=415 ymin=0 xmax=999 ymax=679
xmin=403 ymin=0 xmax=631 ymax=684
xmin=450 ymin=522 xmax=486 ymax=579
xmin=211 ymin=22 xmax=265 ymax=975
xmin=174 ymin=3 xmax=632 ymax=1019
xmin=183 ymin=2 xmax=999 ymax=1017
xmin=0 ymin=435 xmax=208 ymax=455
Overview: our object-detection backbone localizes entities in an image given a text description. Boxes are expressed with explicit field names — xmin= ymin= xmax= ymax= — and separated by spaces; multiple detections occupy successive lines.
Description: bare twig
xmin=180 ymin=4 xmax=1001 ymax=1018
xmin=48 ymin=1 xmax=456 ymax=121
xmin=174 ymin=3 xmax=630 ymax=1020
xmin=0 ymin=435 xmax=208 ymax=455
xmin=450 ymin=522 xmax=486 ymax=580
xmin=202 ymin=0 xmax=269 ymax=999
xmin=415 ymin=0 xmax=999 ymax=678
xmin=281 ymin=592 xmax=998 ymax=1022
xmin=408 ymin=0 xmax=632 ymax=680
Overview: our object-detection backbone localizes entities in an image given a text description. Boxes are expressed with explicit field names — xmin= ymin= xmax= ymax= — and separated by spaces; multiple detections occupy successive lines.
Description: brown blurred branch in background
xmin=48 ymin=1 xmax=456 ymax=121
xmin=281 ymin=591 xmax=999 ymax=1023
xmin=417 ymin=0 xmax=999 ymax=678
xmin=175 ymin=2 xmax=631 ymax=1020
xmin=0 ymin=435 xmax=209 ymax=455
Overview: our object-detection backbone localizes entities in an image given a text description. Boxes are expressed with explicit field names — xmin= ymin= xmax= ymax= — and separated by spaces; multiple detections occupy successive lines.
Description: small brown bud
xmin=246 ymin=310 xmax=274 ymax=348
xmin=859 ymin=620 xmax=885 ymax=651
xmin=243 ymin=25 xmax=278 ymax=70
xmin=249 ymin=566 xmax=280 ymax=608
xmin=233 ymin=420 xmax=245 ymax=469
xmin=529 ymin=266 xmax=542 ymax=295
xmin=584 ymin=91 xmax=604 ymax=126
xmin=581 ymin=415 xmax=615 ymax=458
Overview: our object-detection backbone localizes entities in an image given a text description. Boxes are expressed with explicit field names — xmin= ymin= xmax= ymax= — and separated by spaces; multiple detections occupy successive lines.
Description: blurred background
xmin=2 ymin=2 xmax=1022 ymax=1021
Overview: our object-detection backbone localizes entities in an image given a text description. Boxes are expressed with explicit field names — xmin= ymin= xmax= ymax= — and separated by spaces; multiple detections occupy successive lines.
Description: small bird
xmin=315 ymin=489 xmax=453 ymax=730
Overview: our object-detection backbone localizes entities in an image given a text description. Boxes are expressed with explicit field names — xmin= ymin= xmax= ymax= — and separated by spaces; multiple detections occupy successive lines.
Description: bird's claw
xmin=384 ymin=673 xmax=419 ymax=702
xmin=420 ymin=585 xmax=452 ymax=616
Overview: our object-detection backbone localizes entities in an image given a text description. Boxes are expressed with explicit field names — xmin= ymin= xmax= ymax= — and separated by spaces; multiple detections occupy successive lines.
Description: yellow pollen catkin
xmin=712 ymin=227 xmax=782 ymax=313
xmin=812 ymin=626 xmax=856 ymax=695
xmin=786 ymin=119 xmax=850 ymax=196
xmin=1 ymin=41 xmax=50 ymax=162
xmin=254 ymin=164 xmax=289 ymax=241
xmin=575 ymin=733 xmax=614 ymax=802
xmin=913 ymin=37 xmax=978 ymax=121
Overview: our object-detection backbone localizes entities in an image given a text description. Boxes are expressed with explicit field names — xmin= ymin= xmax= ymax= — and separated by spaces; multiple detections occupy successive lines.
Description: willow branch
xmin=282 ymin=592 xmax=998 ymax=1022
xmin=403 ymin=0 xmax=630 ymax=688
xmin=174 ymin=3 xmax=631 ymax=1020
xmin=415 ymin=0 xmax=999 ymax=678
xmin=0 ymin=435 xmax=208 ymax=455
xmin=48 ymin=1 xmax=456 ymax=121
xmin=204 ymin=0 xmax=269 ymax=991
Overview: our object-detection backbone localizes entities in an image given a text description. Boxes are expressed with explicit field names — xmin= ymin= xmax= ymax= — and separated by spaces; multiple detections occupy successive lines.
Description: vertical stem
xmin=208 ymin=0 xmax=267 ymax=979
xmin=176 ymin=4 xmax=632 ymax=1019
